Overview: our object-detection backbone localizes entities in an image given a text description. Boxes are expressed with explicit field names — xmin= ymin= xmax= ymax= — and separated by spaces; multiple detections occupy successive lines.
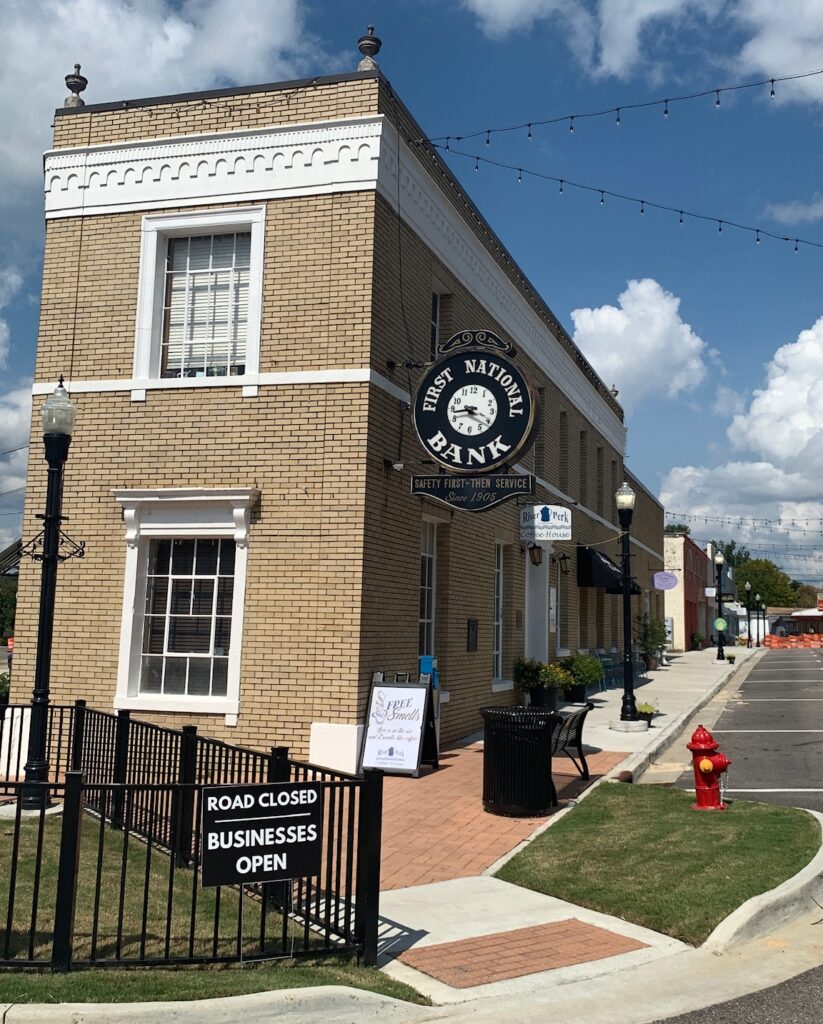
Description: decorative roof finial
xmin=610 ymin=384 xmax=619 ymax=398
xmin=357 ymin=26 xmax=382 ymax=71
xmin=64 ymin=64 xmax=88 ymax=107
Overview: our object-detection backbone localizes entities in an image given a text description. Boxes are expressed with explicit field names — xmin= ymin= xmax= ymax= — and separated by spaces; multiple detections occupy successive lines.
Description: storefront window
xmin=493 ymin=543 xmax=504 ymax=678
xmin=419 ymin=521 xmax=437 ymax=656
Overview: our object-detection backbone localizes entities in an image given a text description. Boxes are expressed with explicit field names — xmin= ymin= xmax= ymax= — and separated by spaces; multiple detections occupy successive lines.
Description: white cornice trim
xmin=44 ymin=115 xmax=385 ymax=219
xmin=112 ymin=487 xmax=259 ymax=548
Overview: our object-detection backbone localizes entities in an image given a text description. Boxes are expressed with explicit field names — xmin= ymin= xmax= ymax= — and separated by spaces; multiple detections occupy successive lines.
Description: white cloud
xmin=0 ymin=265 xmax=23 ymax=368
xmin=733 ymin=0 xmax=823 ymax=105
xmin=0 ymin=383 xmax=32 ymax=547
xmin=712 ymin=384 xmax=746 ymax=417
xmin=0 ymin=1 xmax=330 ymax=234
xmin=570 ymin=277 xmax=708 ymax=411
xmin=765 ymin=195 xmax=823 ymax=226
xmin=662 ymin=315 xmax=823 ymax=567
xmin=595 ymin=0 xmax=714 ymax=79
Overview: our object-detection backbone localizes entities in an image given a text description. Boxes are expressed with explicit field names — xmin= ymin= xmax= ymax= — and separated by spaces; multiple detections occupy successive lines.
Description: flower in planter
xmin=636 ymin=702 xmax=658 ymax=715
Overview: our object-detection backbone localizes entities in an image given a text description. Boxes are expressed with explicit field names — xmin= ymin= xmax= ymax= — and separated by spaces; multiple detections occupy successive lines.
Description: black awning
xmin=577 ymin=545 xmax=641 ymax=595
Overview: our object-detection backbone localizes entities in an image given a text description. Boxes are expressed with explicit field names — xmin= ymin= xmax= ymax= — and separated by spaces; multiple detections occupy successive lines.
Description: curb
xmin=702 ymin=808 xmax=823 ymax=952
xmin=0 ymin=984 xmax=432 ymax=1024
xmin=484 ymin=653 xmax=761 ymax=876
xmin=605 ymin=651 xmax=760 ymax=783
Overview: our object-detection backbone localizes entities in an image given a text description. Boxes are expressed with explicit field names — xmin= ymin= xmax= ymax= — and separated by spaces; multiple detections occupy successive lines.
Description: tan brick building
xmin=14 ymin=66 xmax=664 ymax=769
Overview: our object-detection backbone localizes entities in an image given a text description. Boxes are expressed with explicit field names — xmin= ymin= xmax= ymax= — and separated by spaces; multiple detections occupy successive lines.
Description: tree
xmin=664 ymin=523 xmax=690 ymax=535
xmin=709 ymin=539 xmax=751 ymax=568
xmin=734 ymin=559 xmax=796 ymax=608
xmin=790 ymin=581 xmax=819 ymax=609
xmin=0 ymin=576 xmax=16 ymax=640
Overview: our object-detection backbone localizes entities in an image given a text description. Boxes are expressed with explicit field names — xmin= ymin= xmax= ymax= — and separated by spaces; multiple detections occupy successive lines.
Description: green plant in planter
xmin=513 ymin=657 xmax=544 ymax=694
xmin=0 ymin=671 xmax=9 ymax=703
xmin=636 ymin=702 xmax=658 ymax=715
xmin=561 ymin=652 xmax=603 ymax=699
xmin=726 ymin=654 xmax=736 ymax=664
xmin=691 ymin=632 xmax=705 ymax=649
xmin=636 ymin=614 xmax=667 ymax=666
xmin=539 ymin=662 xmax=574 ymax=690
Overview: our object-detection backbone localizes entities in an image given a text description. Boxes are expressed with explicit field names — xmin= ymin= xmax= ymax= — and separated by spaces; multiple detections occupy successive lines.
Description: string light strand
xmin=433 ymin=145 xmax=823 ymax=252
xmin=421 ymin=66 xmax=823 ymax=147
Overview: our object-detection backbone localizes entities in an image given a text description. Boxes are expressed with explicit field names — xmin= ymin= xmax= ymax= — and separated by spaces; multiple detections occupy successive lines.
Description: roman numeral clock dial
xmin=412 ymin=345 xmax=539 ymax=474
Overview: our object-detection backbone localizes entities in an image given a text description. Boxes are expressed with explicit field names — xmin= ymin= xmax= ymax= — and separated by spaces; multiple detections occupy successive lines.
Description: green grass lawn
xmin=496 ymin=784 xmax=820 ymax=945
xmin=0 ymin=958 xmax=428 ymax=1005
xmin=0 ymin=813 xmax=427 ymax=1005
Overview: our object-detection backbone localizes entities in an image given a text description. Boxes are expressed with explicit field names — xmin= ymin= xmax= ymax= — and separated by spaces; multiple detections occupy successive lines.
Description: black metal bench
xmin=551 ymin=701 xmax=594 ymax=780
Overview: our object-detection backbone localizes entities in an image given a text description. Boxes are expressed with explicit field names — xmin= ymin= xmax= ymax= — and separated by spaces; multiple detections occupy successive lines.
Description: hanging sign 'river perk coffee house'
xmin=411 ymin=331 xmax=540 ymax=510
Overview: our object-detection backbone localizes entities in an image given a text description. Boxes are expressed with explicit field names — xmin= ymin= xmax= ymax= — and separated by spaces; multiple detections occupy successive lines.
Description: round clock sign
xmin=413 ymin=345 xmax=539 ymax=473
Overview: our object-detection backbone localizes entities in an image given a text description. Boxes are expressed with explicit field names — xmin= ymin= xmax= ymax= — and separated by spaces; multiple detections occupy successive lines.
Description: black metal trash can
xmin=480 ymin=706 xmax=557 ymax=816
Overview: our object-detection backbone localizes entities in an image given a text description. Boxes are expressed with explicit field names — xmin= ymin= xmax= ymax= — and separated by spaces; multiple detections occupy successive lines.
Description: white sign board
xmin=361 ymin=683 xmax=427 ymax=776
xmin=520 ymin=504 xmax=572 ymax=542
xmin=705 ymin=586 xmax=716 ymax=598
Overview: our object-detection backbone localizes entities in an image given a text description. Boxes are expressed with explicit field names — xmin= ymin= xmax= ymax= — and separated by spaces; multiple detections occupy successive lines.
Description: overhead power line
xmin=431 ymin=145 xmax=823 ymax=253
xmin=420 ymin=67 xmax=823 ymax=147
xmin=0 ymin=443 xmax=28 ymax=457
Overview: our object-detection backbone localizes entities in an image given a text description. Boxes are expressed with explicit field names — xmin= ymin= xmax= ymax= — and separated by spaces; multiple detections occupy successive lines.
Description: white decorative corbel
xmin=123 ymin=506 xmax=140 ymax=548
xmin=233 ymin=502 xmax=251 ymax=548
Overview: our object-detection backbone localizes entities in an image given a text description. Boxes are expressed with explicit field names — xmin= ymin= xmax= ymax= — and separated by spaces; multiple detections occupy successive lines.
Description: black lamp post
xmin=714 ymin=551 xmax=725 ymax=662
xmin=616 ymin=481 xmax=638 ymax=721
xmin=745 ymin=580 xmax=752 ymax=648
xmin=755 ymin=593 xmax=761 ymax=647
xmin=20 ymin=379 xmax=77 ymax=811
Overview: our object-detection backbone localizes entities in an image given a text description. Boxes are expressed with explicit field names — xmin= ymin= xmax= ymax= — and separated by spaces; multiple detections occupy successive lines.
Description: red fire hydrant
xmin=687 ymin=725 xmax=731 ymax=811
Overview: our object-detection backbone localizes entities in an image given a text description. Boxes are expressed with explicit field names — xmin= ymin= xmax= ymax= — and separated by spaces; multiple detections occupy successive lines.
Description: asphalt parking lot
xmin=677 ymin=649 xmax=823 ymax=812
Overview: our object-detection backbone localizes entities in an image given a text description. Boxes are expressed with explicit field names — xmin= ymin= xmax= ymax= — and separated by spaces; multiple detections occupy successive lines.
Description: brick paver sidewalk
xmin=380 ymin=742 xmax=626 ymax=890
xmin=397 ymin=918 xmax=648 ymax=988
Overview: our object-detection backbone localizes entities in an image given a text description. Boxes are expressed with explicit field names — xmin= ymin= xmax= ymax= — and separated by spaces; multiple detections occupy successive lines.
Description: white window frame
xmin=132 ymin=207 xmax=265 ymax=401
xmin=493 ymin=543 xmax=504 ymax=680
xmin=113 ymin=487 xmax=258 ymax=724
xmin=419 ymin=520 xmax=437 ymax=658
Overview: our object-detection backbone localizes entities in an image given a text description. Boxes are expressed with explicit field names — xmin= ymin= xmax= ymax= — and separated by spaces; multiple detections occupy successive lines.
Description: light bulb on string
xmin=445 ymin=137 xmax=450 ymax=151
xmin=517 ymin=168 xmax=522 ymax=183
xmin=527 ymin=124 xmax=532 ymax=140
xmin=640 ymin=200 xmax=645 ymax=215
xmin=474 ymin=156 xmax=479 ymax=172
xmin=770 ymin=79 xmax=776 ymax=98
xmin=559 ymin=179 xmax=564 ymax=193
xmin=756 ymin=230 xmax=761 ymax=244
xmin=485 ymin=130 xmax=490 ymax=145
xmin=569 ymin=116 xmax=575 ymax=133
xmin=664 ymin=99 xmax=669 ymax=118
xmin=715 ymin=90 xmax=721 ymax=108
xmin=795 ymin=239 xmax=799 ymax=252
xmin=718 ymin=220 xmax=723 ymax=233
xmin=679 ymin=211 xmax=684 ymax=225
xmin=616 ymin=108 xmax=621 ymax=126
xmin=600 ymin=190 xmax=605 ymax=206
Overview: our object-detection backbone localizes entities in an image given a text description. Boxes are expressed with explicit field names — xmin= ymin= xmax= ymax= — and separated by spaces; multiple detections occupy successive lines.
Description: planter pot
xmin=643 ymin=655 xmax=659 ymax=671
xmin=0 ymin=692 xmax=7 ymax=707
xmin=564 ymin=683 xmax=588 ymax=703
xmin=528 ymin=687 xmax=558 ymax=710
xmin=638 ymin=711 xmax=654 ymax=725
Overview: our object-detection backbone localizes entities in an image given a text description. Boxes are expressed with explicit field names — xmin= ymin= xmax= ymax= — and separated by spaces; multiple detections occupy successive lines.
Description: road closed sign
xmin=201 ymin=782 xmax=322 ymax=887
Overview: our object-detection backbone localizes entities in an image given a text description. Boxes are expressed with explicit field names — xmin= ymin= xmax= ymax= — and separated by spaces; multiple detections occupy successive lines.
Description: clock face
xmin=413 ymin=348 xmax=539 ymax=473
xmin=446 ymin=385 xmax=498 ymax=436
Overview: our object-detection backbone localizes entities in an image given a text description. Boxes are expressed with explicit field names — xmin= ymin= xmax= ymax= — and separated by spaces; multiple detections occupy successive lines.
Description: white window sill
xmin=114 ymin=694 xmax=239 ymax=718
xmin=492 ymin=679 xmax=514 ymax=693
xmin=557 ymin=648 xmax=571 ymax=657
xmin=130 ymin=376 xmax=259 ymax=401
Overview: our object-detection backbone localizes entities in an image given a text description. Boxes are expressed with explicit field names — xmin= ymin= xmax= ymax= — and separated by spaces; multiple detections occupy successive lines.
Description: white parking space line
xmin=728 ymin=698 xmax=823 ymax=702
xmin=725 ymin=788 xmax=823 ymax=793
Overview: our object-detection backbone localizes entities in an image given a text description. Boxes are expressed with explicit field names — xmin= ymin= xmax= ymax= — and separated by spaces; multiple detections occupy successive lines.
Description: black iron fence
xmin=0 ymin=702 xmax=382 ymax=970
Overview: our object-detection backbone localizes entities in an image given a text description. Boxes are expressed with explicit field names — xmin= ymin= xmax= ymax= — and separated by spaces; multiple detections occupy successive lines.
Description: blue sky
xmin=2 ymin=0 xmax=823 ymax=581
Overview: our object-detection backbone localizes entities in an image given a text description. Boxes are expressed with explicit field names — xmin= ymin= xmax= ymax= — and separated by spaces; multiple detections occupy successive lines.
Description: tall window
xmin=430 ymin=293 xmax=441 ymax=361
xmin=559 ymin=412 xmax=569 ymax=493
xmin=419 ymin=522 xmax=437 ymax=656
xmin=161 ymin=232 xmax=251 ymax=379
xmin=493 ymin=543 xmax=504 ymax=679
xmin=141 ymin=538 xmax=234 ymax=697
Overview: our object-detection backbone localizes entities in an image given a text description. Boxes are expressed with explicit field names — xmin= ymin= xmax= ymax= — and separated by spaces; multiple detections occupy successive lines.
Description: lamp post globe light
xmin=714 ymin=551 xmax=725 ymax=662
xmin=745 ymin=580 xmax=752 ymax=649
xmin=615 ymin=481 xmax=638 ymax=721
xmin=20 ymin=378 xmax=76 ymax=811
xmin=755 ymin=593 xmax=761 ymax=647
